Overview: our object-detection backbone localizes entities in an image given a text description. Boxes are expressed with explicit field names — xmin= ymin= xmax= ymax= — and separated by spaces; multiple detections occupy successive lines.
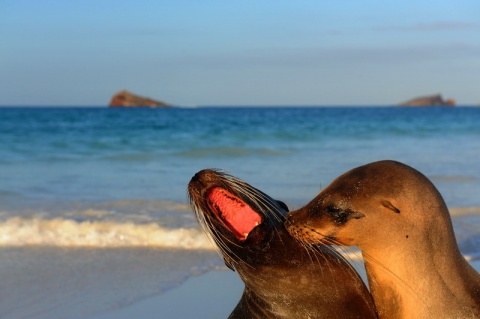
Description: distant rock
xmin=109 ymin=90 xmax=171 ymax=108
xmin=399 ymin=94 xmax=455 ymax=107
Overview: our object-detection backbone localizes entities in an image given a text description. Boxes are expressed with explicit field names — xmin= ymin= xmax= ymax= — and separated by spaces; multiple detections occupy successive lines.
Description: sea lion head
xmin=285 ymin=160 xmax=451 ymax=250
xmin=188 ymin=169 xmax=288 ymax=270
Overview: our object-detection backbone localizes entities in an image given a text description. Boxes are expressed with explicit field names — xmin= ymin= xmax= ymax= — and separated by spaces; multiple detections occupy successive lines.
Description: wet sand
xmin=90 ymin=270 xmax=243 ymax=319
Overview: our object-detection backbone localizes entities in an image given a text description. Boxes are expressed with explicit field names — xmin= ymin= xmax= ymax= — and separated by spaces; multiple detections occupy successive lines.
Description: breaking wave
xmin=0 ymin=217 xmax=215 ymax=249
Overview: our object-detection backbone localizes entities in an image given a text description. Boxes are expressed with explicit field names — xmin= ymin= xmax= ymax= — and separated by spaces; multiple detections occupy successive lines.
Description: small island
xmin=399 ymin=94 xmax=455 ymax=107
xmin=109 ymin=90 xmax=171 ymax=108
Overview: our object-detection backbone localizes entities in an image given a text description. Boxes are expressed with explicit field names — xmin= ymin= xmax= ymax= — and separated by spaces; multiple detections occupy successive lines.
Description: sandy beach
xmin=90 ymin=270 xmax=243 ymax=319
xmin=90 ymin=257 xmax=480 ymax=319
xmin=88 ymin=207 xmax=480 ymax=319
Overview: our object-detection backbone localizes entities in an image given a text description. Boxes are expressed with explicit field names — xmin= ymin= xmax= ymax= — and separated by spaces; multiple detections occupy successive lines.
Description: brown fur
xmin=189 ymin=169 xmax=377 ymax=319
xmin=286 ymin=160 xmax=480 ymax=319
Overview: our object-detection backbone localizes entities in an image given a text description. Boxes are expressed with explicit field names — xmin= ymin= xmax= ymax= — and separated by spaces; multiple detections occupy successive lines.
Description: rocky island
xmin=109 ymin=90 xmax=171 ymax=108
xmin=399 ymin=94 xmax=455 ymax=107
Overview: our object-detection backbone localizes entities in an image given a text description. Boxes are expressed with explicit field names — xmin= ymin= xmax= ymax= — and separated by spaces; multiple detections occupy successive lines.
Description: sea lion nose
xmin=190 ymin=171 xmax=207 ymax=189
xmin=285 ymin=209 xmax=304 ymax=225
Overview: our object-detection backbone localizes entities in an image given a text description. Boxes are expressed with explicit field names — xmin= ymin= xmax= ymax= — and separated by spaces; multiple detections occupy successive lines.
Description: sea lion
xmin=188 ymin=169 xmax=377 ymax=319
xmin=285 ymin=160 xmax=480 ymax=319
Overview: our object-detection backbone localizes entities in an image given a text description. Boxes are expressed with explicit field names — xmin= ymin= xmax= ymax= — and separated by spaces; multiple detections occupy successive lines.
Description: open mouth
xmin=207 ymin=187 xmax=263 ymax=241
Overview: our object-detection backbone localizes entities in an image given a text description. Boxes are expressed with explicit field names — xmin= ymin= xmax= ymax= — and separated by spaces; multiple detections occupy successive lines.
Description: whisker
xmin=240 ymin=186 xmax=284 ymax=222
xmin=198 ymin=207 xmax=246 ymax=268
xmin=290 ymin=227 xmax=363 ymax=284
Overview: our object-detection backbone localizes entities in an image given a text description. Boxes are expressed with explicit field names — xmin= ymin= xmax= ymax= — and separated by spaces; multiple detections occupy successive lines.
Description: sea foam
xmin=0 ymin=217 xmax=215 ymax=249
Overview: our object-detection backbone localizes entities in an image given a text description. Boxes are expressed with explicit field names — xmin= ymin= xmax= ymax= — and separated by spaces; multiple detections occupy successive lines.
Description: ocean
xmin=0 ymin=106 xmax=479 ymax=318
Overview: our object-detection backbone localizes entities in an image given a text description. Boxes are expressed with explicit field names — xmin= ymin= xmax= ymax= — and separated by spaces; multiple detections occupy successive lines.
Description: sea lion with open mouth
xmin=285 ymin=160 xmax=480 ymax=319
xmin=188 ymin=169 xmax=377 ymax=319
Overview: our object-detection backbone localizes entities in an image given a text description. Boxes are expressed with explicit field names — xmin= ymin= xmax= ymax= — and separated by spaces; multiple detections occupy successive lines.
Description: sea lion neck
xmin=360 ymin=200 xmax=477 ymax=316
xmin=233 ymin=222 xmax=304 ymax=269
xmin=364 ymin=243 xmax=480 ymax=319
xmin=357 ymin=166 xmax=480 ymax=319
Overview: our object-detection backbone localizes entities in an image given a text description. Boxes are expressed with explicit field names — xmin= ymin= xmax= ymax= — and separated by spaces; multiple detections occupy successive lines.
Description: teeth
xmin=255 ymin=222 xmax=259 ymax=226
xmin=244 ymin=233 xmax=249 ymax=239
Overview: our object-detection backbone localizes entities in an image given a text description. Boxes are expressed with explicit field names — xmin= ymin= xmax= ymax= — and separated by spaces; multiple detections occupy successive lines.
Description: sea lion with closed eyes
xmin=286 ymin=160 xmax=480 ymax=319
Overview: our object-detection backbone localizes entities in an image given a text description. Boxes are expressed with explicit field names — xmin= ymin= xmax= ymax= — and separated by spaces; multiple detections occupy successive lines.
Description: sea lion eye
xmin=326 ymin=205 xmax=364 ymax=225
xmin=326 ymin=205 xmax=342 ymax=215
xmin=325 ymin=205 xmax=346 ymax=223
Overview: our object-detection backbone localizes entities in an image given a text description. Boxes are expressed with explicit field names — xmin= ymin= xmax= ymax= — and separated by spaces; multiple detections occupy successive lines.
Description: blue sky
xmin=1 ymin=0 xmax=479 ymax=106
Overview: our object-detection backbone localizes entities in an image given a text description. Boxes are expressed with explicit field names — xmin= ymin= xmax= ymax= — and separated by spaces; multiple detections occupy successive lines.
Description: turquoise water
xmin=0 ymin=106 xmax=479 ymax=318
xmin=1 ymin=107 xmax=479 ymax=208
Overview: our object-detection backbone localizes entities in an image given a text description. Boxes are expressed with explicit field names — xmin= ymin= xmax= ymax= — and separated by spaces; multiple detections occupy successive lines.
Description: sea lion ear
xmin=381 ymin=200 xmax=401 ymax=214
xmin=349 ymin=210 xmax=366 ymax=219
xmin=276 ymin=200 xmax=289 ymax=212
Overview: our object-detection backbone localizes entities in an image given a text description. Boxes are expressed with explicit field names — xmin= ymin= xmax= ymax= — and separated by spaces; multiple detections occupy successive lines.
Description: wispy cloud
xmin=169 ymin=42 xmax=480 ymax=71
xmin=373 ymin=21 xmax=480 ymax=32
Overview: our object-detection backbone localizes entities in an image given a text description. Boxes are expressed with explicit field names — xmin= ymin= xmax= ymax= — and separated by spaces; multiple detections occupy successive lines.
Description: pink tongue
xmin=208 ymin=188 xmax=262 ymax=240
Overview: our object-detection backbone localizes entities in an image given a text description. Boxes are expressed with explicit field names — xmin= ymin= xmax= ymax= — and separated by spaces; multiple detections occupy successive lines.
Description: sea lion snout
xmin=285 ymin=207 xmax=311 ymax=225
xmin=284 ymin=209 xmax=305 ymax=232
xmin=191 ymin=172 xmax=201 ymax=182
xmin=189 ymin=169 xmax=214 ymax=186
xmin=284 ymin=209 xmax=298 ymax=225
xmin=284 ymin=209 xmax=321 ymax=244
xmin=188 ymin=170 xmax=207 ymax=191
xmin=188 ymin=169 xmax=224 ymax=198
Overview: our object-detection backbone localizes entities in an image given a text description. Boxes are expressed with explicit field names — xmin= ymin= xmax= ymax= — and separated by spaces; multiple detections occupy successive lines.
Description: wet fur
xmin=188 ymin=169 xmax=377 ymax=319
xmin=285 ymin=160 xmax=480 ymax=319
